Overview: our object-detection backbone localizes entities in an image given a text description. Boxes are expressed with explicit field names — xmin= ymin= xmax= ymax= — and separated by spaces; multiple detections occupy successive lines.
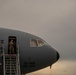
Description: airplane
xmin=0 ymin=28 xmax=60 ymax=75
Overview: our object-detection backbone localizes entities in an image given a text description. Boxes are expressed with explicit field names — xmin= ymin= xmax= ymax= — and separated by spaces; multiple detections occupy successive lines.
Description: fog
xmin=0 ymin=0 xmax=76 ymax=75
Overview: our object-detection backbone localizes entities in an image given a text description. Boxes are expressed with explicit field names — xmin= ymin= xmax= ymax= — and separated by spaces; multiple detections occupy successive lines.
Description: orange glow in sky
xmin=27 ymin=60 xmax=76 ymax=75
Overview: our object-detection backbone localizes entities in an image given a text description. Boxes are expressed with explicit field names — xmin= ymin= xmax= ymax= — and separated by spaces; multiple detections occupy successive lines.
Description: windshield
xmin=30 ymin=39 xmax=44 ymax=47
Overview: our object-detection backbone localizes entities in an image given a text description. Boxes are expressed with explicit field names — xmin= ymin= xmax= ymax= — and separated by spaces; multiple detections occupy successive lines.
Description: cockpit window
xmin=30 ymin=39 xmax=38 ymax=47
xmin=30 ymin=39 xmax=44 ymax=47
xmin=37 ymin=39 xmax=44 ymax=46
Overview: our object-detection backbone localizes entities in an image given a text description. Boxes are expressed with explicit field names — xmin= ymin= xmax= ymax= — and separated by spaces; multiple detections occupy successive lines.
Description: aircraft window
xmin=37 ymin=39 xmax=44 ymax=46
xmin=30 ymin=39 xmax=44 ymax=47
xmin=30 ymin=39 xmax=38 ymax=47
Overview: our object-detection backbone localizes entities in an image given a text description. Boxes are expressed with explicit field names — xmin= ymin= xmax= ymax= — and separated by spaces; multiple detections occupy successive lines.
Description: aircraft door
xmin=8 ymin=36 xmax=17 ymax=54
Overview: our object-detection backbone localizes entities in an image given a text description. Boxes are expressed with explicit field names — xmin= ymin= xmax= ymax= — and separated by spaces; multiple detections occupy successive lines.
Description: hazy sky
xmin=0 ymin=0 xmax=76 ymax=75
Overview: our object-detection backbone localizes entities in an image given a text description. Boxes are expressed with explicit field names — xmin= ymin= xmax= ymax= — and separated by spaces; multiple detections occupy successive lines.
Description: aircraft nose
xmin=56 ymin=51 xmax=60 ymax=61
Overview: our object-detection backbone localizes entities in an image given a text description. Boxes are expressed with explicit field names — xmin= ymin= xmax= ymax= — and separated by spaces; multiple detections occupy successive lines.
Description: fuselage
xmin=0 ymin=28 xmax=59 ymax=75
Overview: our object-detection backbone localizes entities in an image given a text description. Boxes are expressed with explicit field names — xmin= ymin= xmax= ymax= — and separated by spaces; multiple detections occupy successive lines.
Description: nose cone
xmin=56 ymin=51 xmax=60 ymax=61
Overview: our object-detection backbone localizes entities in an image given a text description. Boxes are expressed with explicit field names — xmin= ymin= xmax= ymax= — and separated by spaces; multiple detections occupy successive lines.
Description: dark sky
xmin=0 ymin=0 xmax=76 ymax=75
